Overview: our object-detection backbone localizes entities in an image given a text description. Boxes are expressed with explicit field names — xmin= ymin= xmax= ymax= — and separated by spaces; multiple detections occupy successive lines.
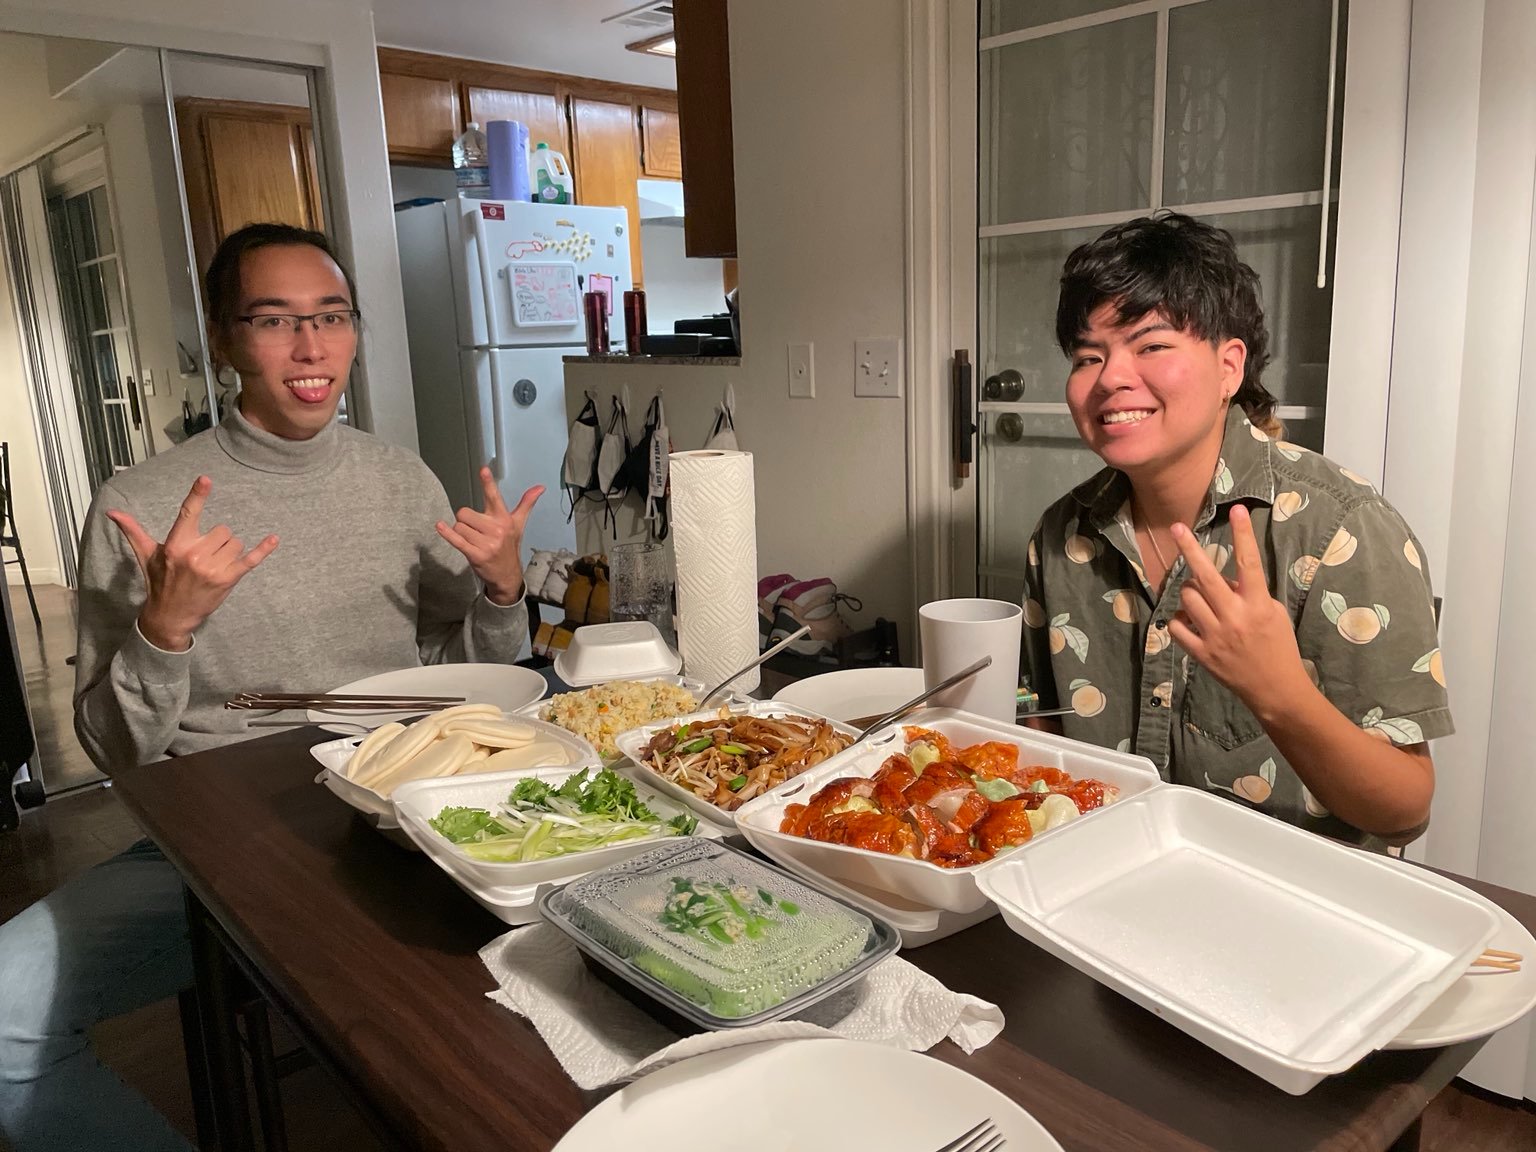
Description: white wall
xmin=389 ymin=162 xmax=456 ymax=204
xmin=0 ymin=0 xmax=418 ymax=452
xmin=0 ymin=32 xmax=105 ymax=586
xmin=566 ymin=1 xmax=913 ymax=639
xmin=723 ymin=0 xmax=911 ymax=636
xmin=638 ymin=220 xmax=727 ymax=339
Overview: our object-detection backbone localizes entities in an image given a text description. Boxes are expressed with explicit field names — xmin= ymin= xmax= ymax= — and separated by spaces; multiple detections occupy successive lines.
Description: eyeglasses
xmin=236 ymin=309 xmax=360 ymax=344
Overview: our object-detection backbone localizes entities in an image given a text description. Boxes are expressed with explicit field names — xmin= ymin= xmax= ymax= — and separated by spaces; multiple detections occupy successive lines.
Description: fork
xmin=935 ymin=1119 xmax=1006 ymax=1152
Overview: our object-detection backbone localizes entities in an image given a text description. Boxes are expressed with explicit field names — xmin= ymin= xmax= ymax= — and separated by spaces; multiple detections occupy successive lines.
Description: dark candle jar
xmin=623 ymin=289 xmax=647 ymax=355
xmin=583 ymin=291 xmax=609 ymax=355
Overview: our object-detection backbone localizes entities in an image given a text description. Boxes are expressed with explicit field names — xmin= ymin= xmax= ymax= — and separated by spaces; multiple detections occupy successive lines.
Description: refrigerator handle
xmin=471 ymin=212 xmax=509 ymax=482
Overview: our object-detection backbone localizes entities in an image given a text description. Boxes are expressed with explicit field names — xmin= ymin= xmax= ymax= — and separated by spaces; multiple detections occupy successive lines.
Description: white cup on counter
xmin=918 ymin=599 xmax=1022 ymax=722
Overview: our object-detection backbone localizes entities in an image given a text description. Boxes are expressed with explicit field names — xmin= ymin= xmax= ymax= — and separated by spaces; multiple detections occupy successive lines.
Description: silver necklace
xmin=1133 ymin=499 xmax=1174 ymax=575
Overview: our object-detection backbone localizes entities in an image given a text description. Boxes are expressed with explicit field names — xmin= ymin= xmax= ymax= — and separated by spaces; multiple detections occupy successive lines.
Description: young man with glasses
xmin=0 ymin=224 xmax=542 ymax=1151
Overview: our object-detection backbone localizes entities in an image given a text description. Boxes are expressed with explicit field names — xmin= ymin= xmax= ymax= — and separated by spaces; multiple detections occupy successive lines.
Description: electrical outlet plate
xmin=855 ymin=338 xmax=902 ymax=398
xmin=788 ymin=342 xmax=814 ymax=398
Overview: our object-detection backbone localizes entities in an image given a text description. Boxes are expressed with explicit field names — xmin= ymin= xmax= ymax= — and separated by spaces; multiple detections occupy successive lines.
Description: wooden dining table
xmin=111 ymin=725 xmax=1536 ymax=1152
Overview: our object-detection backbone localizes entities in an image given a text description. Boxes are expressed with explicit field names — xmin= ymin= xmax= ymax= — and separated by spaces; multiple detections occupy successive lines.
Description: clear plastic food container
xmin=539 ymin=839 xmax=899 ymax=1029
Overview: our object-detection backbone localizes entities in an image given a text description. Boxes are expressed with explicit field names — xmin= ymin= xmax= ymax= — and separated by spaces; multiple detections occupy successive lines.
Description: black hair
xmin=1055 ymin=211 xmax=1280 ymax=434
xmin=203 ymin=222 xmax=358 ymax=336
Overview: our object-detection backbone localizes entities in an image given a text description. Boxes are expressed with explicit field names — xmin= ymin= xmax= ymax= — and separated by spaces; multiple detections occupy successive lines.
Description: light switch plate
xmin=855 ymin=338 xmax=902 ymax=398
xmin=788 ymin=342 xmax=814 ymax=398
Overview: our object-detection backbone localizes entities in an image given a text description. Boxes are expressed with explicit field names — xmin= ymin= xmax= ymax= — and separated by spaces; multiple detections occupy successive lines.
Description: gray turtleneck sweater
xmin=73 ymin=408 xmax=528 ymax=773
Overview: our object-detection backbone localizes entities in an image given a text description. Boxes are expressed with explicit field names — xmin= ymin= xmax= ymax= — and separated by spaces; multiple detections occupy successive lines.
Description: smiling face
xmin=213 ymin=243 xmax=357 ymax=440
xmin=1064 ymin=302 xmax=1245 ymax=480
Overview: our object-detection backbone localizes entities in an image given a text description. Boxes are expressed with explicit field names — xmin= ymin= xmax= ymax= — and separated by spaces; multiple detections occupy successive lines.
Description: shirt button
xmin=1149 ymin=695 xmax=1162 ymax=708
xmin=1154 ymin=618 xmax=1167 ymax=630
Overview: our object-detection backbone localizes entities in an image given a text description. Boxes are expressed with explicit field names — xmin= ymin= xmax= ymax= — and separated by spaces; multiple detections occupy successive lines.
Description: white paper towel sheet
xmin=669 ymin=450 xmax=760 ymax=693
xmin=480 ymin=923 xmax=1004 ymax=1090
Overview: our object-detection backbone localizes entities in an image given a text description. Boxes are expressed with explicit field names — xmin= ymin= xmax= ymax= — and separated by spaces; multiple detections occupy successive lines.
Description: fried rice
xmin=540 ymin=680 xmax=701 ymax=759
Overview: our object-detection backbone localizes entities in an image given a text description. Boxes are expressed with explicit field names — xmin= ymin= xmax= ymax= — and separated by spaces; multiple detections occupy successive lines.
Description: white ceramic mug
xmin=918 ymin=599 xmax=1023 ymax=722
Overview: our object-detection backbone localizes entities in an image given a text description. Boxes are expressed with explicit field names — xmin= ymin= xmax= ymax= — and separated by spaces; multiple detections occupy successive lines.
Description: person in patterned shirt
xmin=1021 ymin=212 xmax=1448 ymax=851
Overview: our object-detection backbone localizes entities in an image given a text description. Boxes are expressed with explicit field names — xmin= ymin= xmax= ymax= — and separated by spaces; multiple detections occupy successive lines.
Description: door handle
xmin=951 ymin=350 xmax=977 ymax=480
xmin=125 ymin=376 xmax=143 ymax=430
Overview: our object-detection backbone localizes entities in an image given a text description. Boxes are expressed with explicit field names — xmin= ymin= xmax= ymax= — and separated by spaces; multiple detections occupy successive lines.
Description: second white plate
xmin=1387 ymin=864 xmax=1536 ymax=1049
xmin=309 ymin=663 xmax=548 ymax=733
xmin=771 ymin=666 xmax=926 ymax=724
xmin=552 ymin=1038 xmax=1062 ymax=1152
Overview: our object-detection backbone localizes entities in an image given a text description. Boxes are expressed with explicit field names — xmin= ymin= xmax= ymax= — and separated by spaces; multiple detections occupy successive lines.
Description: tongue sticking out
xmin=287 ymin=381 xmax=331 ymax=404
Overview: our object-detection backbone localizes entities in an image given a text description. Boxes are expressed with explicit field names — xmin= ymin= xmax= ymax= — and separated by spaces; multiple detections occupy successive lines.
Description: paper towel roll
xmin=487 ymin=119 xmax=530 ymax=202
xmin=670 ymin=450 xmax=760 ymax=692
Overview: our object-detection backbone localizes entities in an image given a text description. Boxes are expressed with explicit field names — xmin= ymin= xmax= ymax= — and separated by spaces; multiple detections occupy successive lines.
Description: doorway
xmin=965 ymin=0 xmax=1347 ymax=606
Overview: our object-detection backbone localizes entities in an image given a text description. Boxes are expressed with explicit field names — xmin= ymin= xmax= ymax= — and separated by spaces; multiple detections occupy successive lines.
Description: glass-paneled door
xmin=47 ymin=183 xmax=152 ymax=487
xmin=975 ymin=0 xmax=1344 ymax=605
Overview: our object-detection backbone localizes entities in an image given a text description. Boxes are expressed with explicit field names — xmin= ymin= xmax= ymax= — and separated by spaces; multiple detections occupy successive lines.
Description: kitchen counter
xmin=562 ymin=354 xmax=742 ymax=366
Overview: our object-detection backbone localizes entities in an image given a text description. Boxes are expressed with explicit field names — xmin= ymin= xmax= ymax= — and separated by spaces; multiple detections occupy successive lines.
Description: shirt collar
xmin=215 ymin=400 xmax=340 ymax=475
xmin=1070 ymin=404 xmax=1278 ymax=531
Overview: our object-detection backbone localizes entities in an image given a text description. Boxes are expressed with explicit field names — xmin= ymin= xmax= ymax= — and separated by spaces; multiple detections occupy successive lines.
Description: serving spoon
xmin=843 ymin=655 xmax=993 ymax=750
xmin=699 ymin=624 xmax=812 ymax=707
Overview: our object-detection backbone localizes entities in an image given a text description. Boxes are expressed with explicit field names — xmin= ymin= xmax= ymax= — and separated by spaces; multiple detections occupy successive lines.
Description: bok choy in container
xmin=539 ymin=839 xmax=899 ymax=1030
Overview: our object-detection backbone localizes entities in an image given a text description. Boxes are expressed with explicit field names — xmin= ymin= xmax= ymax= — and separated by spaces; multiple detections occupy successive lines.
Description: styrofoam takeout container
xmin=975 ymin=786 xmax=1500 ymax=1094
xmin=733 ymin=708 xmax=1162 ymax=914
xmin=613 ymin=700 xmax=861 ymax=830
xmin=309 ymin=714 xmax=597 ymax=845
xmin=769 ymin=856 xmax=999 ymax=948
xmin=391 ymin=764 xmax=723 ymax=891
xmin=554 ymin=621 xmax=682 ymax=687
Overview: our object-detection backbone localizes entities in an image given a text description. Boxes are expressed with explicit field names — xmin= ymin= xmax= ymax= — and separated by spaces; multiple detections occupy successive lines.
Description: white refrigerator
xmin=394 ymin=197 xmax=633 ymax=558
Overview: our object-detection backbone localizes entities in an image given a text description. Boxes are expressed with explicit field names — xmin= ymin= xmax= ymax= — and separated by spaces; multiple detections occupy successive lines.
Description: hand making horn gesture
xmin=436 ymin=467 xmax=543 ymax=605
xmin=106 ymin=475 xmax=280 ymax=653
xmin=1166 ymin=504 xmax=1303 ymax=709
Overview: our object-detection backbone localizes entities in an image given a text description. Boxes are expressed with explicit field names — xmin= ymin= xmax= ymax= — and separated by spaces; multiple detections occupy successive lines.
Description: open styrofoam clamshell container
xmin=309 ymin=714 xmax=595 ymax=842
xmin=391 ymin=764 xmax=724 ymax=893
xmin=974 ymin=786 xmax=1500 ymax=1094
xmin=733 ymin=707 xmax=1162 ymax=914
xmin=613 ymin=700 xmax=861 ymax=832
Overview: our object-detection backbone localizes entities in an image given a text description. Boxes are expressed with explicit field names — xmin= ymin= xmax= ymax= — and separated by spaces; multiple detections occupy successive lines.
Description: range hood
xmin=637 ymin=178 xmax=685 ymax=223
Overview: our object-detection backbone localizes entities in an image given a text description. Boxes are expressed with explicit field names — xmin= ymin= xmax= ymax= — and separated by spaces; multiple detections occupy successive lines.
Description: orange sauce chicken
xmin=779 ymin=727 xmax=1116 ymax=868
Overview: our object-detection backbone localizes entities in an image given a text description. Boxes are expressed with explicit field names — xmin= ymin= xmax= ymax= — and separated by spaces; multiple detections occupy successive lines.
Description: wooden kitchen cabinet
xmin=673 ymin=0 xmax=737 ymax=258
xmin=640 ymin=105 xmax=683 ymax=179
xmin=570 ymin=97 xmax=645 ymax=287
xmin=379 ymin=71 xmax=461 ymax=165
xmin=175 ymin=98 xmax=323 ymax=281
xmin=466 ymin=86 xmax=569 ymax=158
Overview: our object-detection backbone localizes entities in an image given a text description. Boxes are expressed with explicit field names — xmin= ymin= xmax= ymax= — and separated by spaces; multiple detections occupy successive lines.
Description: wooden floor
xmin=12 ymin=583 xmax=105 ymax=794
xmin=6 ymin=587 xmax=1536 ymax=1151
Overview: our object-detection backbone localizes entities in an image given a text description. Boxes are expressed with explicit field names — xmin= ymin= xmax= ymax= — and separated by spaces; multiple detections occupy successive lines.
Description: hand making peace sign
xmin=1165 ymin=504 xmax=1305 ymax=710
xmin=436 ymin=467 xmax=544 ymax=606
xmin=107 ymin=475 xmax=280 ymax=653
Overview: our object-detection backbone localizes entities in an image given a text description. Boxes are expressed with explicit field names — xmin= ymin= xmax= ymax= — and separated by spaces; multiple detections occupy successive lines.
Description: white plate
xmin=1387 ymin=864 xmax=1536 ymax=1048
xmin=308 ymin=664 xmax=548 ymax=733
xmin=976 ymin=787 xmax=1499 ymax=1094
xmin=771 ymin=666 xmax=927 ymax=724
xmin=552 ymin=1038 xmax=1062 ymax=1152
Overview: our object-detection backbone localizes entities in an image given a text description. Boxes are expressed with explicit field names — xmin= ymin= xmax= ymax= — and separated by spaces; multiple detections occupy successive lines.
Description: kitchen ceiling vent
xmin=603 ymin=2 xmax=674 ymax=31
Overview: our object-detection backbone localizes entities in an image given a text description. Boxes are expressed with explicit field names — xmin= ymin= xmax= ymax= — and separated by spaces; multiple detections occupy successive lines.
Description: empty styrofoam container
xmin=554 ymin=621 xmax=682 ymax=687
xmin=975 ymin=786 xmax=1500 ymax=1094
xmin=733 ymin=708 xmax=1162 ymax=914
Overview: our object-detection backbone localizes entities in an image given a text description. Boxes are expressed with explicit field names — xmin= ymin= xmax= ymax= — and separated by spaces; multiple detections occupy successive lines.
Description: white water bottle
xmin=452 ymin=122 xmax=491 ymax=199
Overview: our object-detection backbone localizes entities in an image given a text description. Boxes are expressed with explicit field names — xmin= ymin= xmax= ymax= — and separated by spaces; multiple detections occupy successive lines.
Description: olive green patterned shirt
xmin=1021 ymin=405 xmax=1452 ymax=850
